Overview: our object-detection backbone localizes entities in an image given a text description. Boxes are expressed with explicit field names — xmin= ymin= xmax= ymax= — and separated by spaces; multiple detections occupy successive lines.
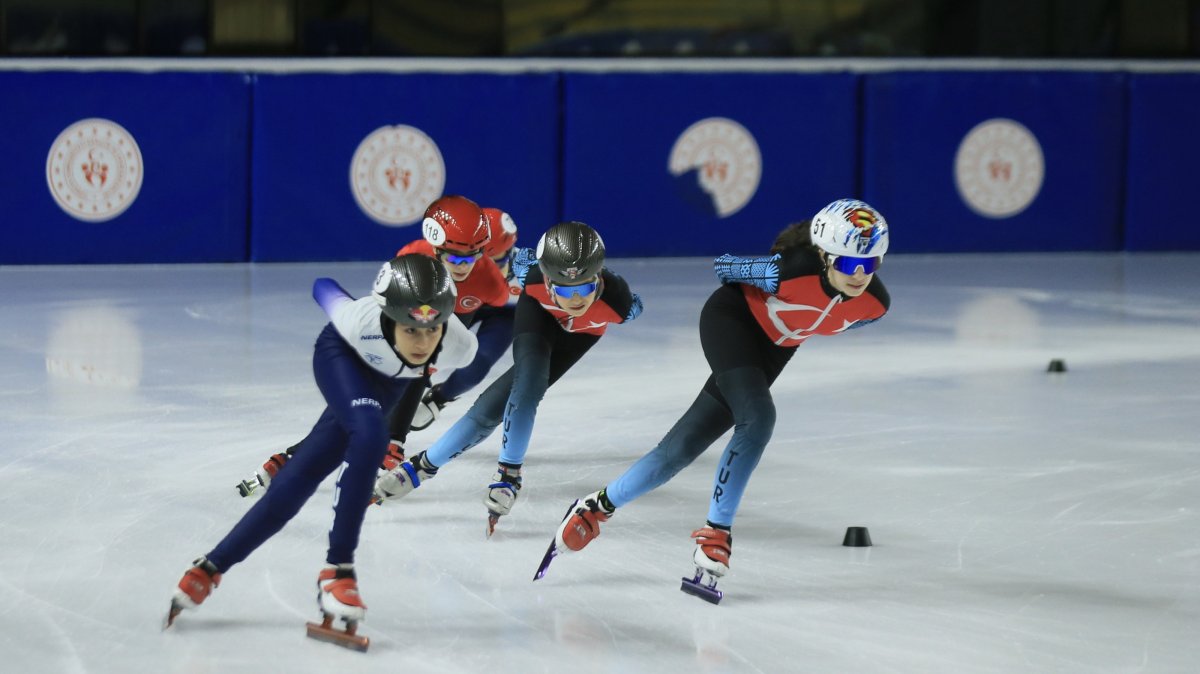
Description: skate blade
xmin=680 ymin=572 xmax=723 ymax=605
xmin=164 ymin=600 xmax=184 ymax=629
xmin=236 ymin=475 xmax=260 ymax=498
xmin=533 ymin=501 xmax=577 ymax=581
xmin=306 ymin=620 xmax=369 ymax=652
xmin=533 ymin=539 xmax=558 ymax=581
xmin=486 ymin=512 xmax=500 ymax=538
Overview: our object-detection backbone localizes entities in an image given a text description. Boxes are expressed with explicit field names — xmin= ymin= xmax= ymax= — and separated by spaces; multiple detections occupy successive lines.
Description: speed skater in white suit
xmin=166 ymin=254 xmax=476 ymax=650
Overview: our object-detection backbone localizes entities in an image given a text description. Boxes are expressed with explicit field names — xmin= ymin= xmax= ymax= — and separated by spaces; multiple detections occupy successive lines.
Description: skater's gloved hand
xmin=713 ymin=253 xmax=780 ymax=293
xmin=510 ymin=247 xmax=537 ymax=288
xmin=625 ymin=293 xmax=643 ymax=322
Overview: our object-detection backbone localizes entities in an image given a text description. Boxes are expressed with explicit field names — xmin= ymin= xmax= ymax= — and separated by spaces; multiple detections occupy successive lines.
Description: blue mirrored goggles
xmin=829 ymin=255 xmax=881 ymax=275
xmin=438 ymin=249 xmax=483 ymax=266
xmin=550 ymin=279 xmax=599 ymax=299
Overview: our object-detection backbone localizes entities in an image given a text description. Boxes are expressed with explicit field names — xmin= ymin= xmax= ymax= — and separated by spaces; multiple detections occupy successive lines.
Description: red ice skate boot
xmin=165 ymin=557 xmax=221 ymax=628
xmin=681 ymin=526 xmax=731 ymax=605
xmin=557 ymin=491 xmax=613 ymax=552
xmin=533 ymin=490 xmax=615 ymax=580
xmin=306 ymin=564 xmax=369 ymax=652
xmin=379 ymin=441 xmax=406 ymax=471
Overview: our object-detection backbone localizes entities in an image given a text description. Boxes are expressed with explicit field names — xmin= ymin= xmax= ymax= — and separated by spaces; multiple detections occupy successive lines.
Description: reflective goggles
xmin=828 ymin=255 xmax=881 ymax=275
xmin=438 ymin=249 xmax=483 ymax=266
xmin=550 ymin=278 xmax=599 ymax=299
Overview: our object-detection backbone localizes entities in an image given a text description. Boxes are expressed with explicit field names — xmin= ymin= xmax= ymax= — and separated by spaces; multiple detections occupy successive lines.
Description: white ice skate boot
xmin=681 ymin=526 xmax=731 ymax=605
xmin=166 ymin=557 xmax=221 ymax=627
xmin=372 ymin=450 xmax=437 ymax=503
xmin=483 ymin=464 xmax=522 ymax=537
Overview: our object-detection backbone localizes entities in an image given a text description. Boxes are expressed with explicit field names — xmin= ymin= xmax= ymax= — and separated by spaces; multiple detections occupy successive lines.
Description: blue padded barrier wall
xmin=4 ymin=64 xmax=1199 ymax=265
xmin=1124 ymin=74 xmax=1200 ymax=252
xmin=249 ymin=72 xmax=559 ymax=262
xmin=0 ymin=71 xmax=251 ymax=264
xmin=863 ymin=71 xmax=1126 ymax=253
xmin=561 ymin=72 xmax=858 ymax=257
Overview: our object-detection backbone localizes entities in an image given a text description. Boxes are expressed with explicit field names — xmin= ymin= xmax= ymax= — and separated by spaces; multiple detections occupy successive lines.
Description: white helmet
xmin=810 ymin=199 xmax=889 ymax=258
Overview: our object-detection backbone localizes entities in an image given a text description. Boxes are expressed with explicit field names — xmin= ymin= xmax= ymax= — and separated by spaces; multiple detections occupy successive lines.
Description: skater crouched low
xmin=166 ymin=253 xmax=476 ymax=650
xmin=372 ymin=220 xmax=642 ymax=538
xmin=537 ymin=199 xmax=892 ymax=604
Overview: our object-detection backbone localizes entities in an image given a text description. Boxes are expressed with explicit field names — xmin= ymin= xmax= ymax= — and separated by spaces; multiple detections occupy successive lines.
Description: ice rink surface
xmin=1 ymin=253 xmax=1198 ymax=673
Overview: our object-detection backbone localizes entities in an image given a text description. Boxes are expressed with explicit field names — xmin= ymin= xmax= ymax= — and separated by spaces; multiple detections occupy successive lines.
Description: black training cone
xmin=1047 ymin=359 xmax=1067 ymax=373
xmin=842 ymin=526 xmax=872 ymax=547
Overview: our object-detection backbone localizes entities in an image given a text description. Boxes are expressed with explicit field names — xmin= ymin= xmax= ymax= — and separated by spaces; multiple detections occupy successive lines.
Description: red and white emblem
xmin=669 ymin=117 xmax=761 ymax=217
xmin=350 ymin=124 xmax=445 ymax=227
xmin=954 ymin=118 xmax=1044 ymax=218
xmin=46 ymin=118 xmax=143 ymax=222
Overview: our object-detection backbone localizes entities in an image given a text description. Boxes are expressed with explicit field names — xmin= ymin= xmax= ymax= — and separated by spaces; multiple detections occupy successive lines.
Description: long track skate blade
xmin=680 ymin=575 xmax=723 ymax=605
xmin=306 ymin=620 xmax=369 ymax=652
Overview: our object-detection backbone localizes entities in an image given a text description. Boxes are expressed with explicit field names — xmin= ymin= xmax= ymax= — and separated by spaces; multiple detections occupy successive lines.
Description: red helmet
xmin=482 ymin=207 xmax=518 ymax=258
xmin=422 ymin=195 xmax=490 ymax=253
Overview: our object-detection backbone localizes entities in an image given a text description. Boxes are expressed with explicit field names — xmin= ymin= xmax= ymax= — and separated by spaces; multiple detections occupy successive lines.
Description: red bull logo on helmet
xmin=409 ymin=305 xmax=440 ymax=323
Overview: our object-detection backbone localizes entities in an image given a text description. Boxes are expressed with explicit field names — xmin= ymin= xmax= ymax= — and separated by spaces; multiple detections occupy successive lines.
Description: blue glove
xmin=510 ymin=247 xmax=537 ymax=288
xmin=713 ymin=253 xmax=781 ymax=294
xmin=625 ymin=293 xmax=644 ymax=322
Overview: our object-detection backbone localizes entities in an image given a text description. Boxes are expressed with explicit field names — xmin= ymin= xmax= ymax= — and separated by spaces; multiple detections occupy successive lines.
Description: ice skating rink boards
xmin=1 ymin=253 xmax=1197 ymax=673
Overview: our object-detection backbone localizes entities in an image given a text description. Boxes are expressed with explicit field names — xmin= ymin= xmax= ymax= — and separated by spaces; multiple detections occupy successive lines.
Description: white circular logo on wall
xmin=46 ymin=118 xmax=143 ymax=222
xmin=669 ymin=117 xmax=761 ymax=217
xmin=954 ymin=118 xmax=1044 ymax=218
xmin=350 ymin=124 xmax=445 ymax=226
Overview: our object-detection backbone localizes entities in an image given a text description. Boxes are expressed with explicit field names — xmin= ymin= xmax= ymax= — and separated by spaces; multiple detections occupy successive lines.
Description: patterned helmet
xmin=421 ymin=195 xmax=490 ymax=253
xmin=809 ymin=199 xmax=889 ymax=258
xmin=372 ymin=254 xmax=457 ymax=327
xmin=536 ymin=221 xmax=605 ymax=285
xmin=482 ymin=207 xmax=518 ymax=259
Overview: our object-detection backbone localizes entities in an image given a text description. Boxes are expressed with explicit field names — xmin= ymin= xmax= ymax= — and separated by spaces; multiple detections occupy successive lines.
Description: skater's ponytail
xmin=770 ymin=220 xmax=814 ymax=254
